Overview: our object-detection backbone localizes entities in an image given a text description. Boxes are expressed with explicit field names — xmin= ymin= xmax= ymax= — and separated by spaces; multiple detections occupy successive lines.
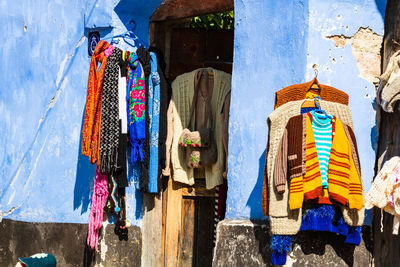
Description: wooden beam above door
xmin=151 ymin=0 xmax=234 ymax=22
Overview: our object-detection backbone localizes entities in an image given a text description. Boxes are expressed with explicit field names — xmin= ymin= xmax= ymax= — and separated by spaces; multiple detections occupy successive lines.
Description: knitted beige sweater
xmin=267 ymin=100 xmax=365 ymax=235
xmin=166 ymin=68 xmax=231 ymax=189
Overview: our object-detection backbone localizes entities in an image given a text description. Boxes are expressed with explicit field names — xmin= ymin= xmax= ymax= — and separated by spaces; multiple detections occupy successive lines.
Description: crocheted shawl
xmin=82 ymin=40 xmax=110 ymax=164
xmin=127 ymin=53 xmax=146 ymax=163
xmin=99 ymin=47 xmax=122 ymax=172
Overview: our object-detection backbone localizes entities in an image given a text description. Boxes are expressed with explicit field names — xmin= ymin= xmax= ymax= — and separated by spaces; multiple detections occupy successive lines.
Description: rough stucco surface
xmin=226 ymin=0 xmax=309 ymax=220
xmin=0 ymin=219 xmax=87 ymax=267
xmin=213 ymin=220 xmax=373 ymax=267
xmin=0 ymin=219 xmax=141 ymax=267
xmin=327 ymin=27 xmax=382 ymax=84
xmin=226 ymin=0 xmax=386 ymax=220
xmin=0 ymin=0 xmax=161 ymax=224
xmin=306 ymin=0 xmax=385 ymax=196
xmin=93 ymin=222 xmax=142 ymax=267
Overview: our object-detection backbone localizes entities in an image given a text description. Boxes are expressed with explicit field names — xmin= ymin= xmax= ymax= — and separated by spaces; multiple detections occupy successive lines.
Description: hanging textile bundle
xmin=99 ymin=47 xmax=123 ymax=172
xmin=262 ymin=78 xmax=365 ymax=265
xmin=137 ymin=46 xmax=152 ymax=191
xmin=82 ymin=40 xmax=110 ymax=164
xmin=366 ymin=156 xmax=400 ymax=234
xmin=127 ymin=53 xmax=146 ymax=164
xmin=148 ymin=52 xmax=161 ymax=193
xmin=87 ymin=168 xmax=109 ymax=251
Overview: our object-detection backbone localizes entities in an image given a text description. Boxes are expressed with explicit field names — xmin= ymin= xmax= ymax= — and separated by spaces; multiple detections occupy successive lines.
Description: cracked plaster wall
xmin=306 ymin=0 xmax=385 ymax=202
xmin=226 ymin=0 xmax=386 ymax=221
xmin=327 ymin=27 xmax=382 ymax=85
xmin=0 ymin=0 xmax=162 ymax=224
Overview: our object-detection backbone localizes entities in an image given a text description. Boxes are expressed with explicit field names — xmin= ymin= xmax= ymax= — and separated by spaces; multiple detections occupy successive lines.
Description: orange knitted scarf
xmin=82 ymin=40 xmax=110 ymax=164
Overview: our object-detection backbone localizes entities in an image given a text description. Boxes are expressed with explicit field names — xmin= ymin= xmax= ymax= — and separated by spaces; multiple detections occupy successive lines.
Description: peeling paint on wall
xmin=227 ymin=0 xmax=385 ymax=220
xmin=98 ymin=221 xmax=109 ymax=267
xmin=305 ymin=0 xmax=386 ymax=200
xmin=326 ymin=27 xmax=382 ymax=84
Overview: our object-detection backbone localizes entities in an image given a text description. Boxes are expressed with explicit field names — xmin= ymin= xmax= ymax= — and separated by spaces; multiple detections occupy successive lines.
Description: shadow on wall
xmin=114 ymin=0 xmax=162 ymax=39
xmin=294 ymin=231 xmax=357 ymax=266
xmin=371 ymin=100 xmax=379 ymax=154
xmin=114 ymin=0 xmax=135 ymax=27
xmin=246 ymin=149 xmax=267 ymax=220
xmin=73 ymin=72 xmax=143 ymax=220
xmin=72 ymin=27 xmax=113 ymax=216
xmin=374 ymin=0 xmax=387 ymax=20
xmin=74 ymin=112 xmax=95 ymax=214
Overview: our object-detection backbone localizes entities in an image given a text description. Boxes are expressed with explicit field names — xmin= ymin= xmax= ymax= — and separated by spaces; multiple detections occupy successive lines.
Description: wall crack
xmin=326 ymin=27 xmax=382 ymax=84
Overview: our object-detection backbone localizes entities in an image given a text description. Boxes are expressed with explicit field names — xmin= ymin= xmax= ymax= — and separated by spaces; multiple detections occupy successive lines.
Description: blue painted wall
xmin=0 ymin=0 xmax=162 ymax=224
xmin=306 ymin=0 xmax=385 ymax=192
xmin=226 ymin=0 xmax=385 ymax=220
xmin=0 ymin=0 xmax=387 ymax=225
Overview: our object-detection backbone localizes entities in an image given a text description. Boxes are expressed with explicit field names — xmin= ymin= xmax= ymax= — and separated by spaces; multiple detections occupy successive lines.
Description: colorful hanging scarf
xmin=148 ymin=52 xmax=161 ymax=193
xmin=99 ymin=47 xmax=123 ymax=172
xmin=126 ymin=53 xmax=146 ymax=163
xmin=82 ymin=40 xmax=110 ymax=164
xmin=137 ymin=46 xmax=152 ymax=191
xmin=87 ymin=168 xmax=108 ymax=251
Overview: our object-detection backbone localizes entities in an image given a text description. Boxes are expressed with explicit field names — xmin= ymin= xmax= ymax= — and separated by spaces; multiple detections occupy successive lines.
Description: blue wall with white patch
xmin=226 ymin=0 xmax=386 ymax=220
xmin=0 ymin=0 xmax=162 ymax=224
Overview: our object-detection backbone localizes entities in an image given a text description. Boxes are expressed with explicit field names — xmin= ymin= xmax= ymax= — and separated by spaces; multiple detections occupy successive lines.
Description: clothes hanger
xmin=124 ymin=20 xmax=148 ymax=49
xmin=309 ymin=69 xmax=321 ymax=90
xmin=200 ymin=65 xmax=214 ymax=77
xmin=122 ymin=31 xmax=149 ymax=49
xmin=312 ymin=96 xmax=332 ymax=119
xmin=301 ymin=69 xmax=321 ymax=108
xmin=106 ymin=20 xmax=149 ymax=49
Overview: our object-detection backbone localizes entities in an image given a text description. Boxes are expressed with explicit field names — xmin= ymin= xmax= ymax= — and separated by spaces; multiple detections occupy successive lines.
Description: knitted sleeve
xmin=343 ymin=124 xmax=362 ymax=178
xmin=162 ymin=100 xmax=174 ymax=176
xmin=347 ymin=140 xmax=364 ymax=210
xmin=262 ymin=125 xmax=270 ymax=216
xmin=274 ymin=127 xmax=288 ymax=193
xmin=221 ymin=91 xmax=231 ymax=178
xmin=342 ymin=123 xmax=364 ymax=211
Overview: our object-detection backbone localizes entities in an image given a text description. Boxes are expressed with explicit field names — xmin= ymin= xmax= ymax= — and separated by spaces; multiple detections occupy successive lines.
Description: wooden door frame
xmin=142 ymin=1 xmax=233 ymax=266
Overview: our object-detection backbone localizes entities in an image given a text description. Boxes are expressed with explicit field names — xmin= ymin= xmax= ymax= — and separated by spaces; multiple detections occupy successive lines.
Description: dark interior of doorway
xmin=149 ymin=4 xmax=234 ymax=267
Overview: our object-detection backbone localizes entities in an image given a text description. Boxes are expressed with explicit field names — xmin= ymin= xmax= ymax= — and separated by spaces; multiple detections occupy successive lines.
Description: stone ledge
xmin=0 ymin=219 xmax=141 ymax=267
xmin=213 ymin=219 xmax=372 ymax=267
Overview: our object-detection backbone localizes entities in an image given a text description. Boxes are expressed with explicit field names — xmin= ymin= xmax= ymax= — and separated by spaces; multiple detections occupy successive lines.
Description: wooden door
xmin=163 ymin=179 xmax=217 ymax=267
xmin=161 ymin=27 xmax=233 ymax=267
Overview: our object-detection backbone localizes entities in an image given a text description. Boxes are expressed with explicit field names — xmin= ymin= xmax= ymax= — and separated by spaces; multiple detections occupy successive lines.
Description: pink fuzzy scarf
xmin=87 ymin=167 xmax=109 ymax=250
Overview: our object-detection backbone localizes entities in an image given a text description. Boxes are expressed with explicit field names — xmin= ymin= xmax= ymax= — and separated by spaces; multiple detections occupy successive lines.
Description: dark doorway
xmin=147 ymin=2 xmax=234 ymax=266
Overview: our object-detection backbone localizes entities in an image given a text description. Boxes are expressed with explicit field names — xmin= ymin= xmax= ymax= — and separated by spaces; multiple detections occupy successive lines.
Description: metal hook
xmin=314 ymin=69 xmax=318 ymax=79
xmin=128 ymin=19 xmax=137 ymax=31
xmin=314 ymin=96 xmax=321 ymax=109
